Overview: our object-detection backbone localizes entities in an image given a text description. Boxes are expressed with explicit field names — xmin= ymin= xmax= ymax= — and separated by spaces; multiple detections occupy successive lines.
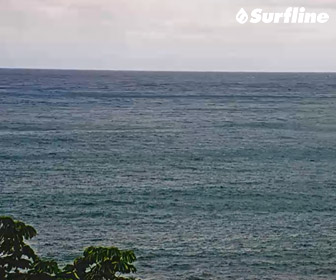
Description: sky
xmin=0 ymin=0 xmax=335 ymax=72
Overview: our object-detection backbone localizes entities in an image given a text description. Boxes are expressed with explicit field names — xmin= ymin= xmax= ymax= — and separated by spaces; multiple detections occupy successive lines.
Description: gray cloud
xmin=0 ymin=0 xmax=335 ymax=71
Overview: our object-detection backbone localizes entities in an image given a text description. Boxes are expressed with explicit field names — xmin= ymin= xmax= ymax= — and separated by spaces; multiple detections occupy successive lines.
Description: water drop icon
xmin=236 ymin=8 xmax=249 ymax=24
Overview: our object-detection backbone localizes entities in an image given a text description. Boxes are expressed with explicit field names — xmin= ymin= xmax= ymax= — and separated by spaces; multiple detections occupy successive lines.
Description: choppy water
xmin=1 ymin=69 xmax=336 ymax=279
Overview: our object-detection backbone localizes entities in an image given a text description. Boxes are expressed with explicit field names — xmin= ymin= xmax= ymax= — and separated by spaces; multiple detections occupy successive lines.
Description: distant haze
xmin=0 ymin=0 xmax=335 ymax=72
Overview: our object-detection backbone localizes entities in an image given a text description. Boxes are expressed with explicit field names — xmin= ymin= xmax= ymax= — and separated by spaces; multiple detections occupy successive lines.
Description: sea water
xmin=0 ymin=69 xmax=336 ymax=279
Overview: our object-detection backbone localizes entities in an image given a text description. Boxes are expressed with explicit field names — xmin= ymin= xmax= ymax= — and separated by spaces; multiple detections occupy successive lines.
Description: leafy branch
xmin=0 ymin=216 xmax=139 ymax=280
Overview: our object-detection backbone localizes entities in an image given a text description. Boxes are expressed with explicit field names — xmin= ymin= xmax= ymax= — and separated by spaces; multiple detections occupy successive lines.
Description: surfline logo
xmin=236 ymin=7 xmax=330 ymax=24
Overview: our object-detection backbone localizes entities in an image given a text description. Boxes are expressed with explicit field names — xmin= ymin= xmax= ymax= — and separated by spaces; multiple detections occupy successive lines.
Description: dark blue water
xmin=1 ymin=69 xmax=336 ymax=279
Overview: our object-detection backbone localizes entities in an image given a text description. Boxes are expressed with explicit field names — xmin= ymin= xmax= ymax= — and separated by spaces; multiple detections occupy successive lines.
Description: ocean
xmin=0 ymin=69 xmax=335 ymax=279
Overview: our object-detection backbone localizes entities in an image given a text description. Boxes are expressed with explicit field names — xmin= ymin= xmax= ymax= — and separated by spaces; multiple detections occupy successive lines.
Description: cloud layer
xmin=0 ymin=0 xmax=335 ymax=71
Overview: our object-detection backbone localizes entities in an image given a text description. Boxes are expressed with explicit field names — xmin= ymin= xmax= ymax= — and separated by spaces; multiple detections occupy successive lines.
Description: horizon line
xmin=0 ymin=67 xmax=335 ymax=74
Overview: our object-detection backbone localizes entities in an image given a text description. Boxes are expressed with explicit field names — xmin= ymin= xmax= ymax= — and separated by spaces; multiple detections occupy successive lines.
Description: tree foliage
xmin=0 ymin=216 xmax=38 ymax=279
xmin=0 ymin=216 xmax=138 ymax=280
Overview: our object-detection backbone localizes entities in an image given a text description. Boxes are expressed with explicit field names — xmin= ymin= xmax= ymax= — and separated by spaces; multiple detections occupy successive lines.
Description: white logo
xmin=236 ymin=7 xmax=330 ymax=24
xmin=236 ymin=8 xmax=249 ymax=24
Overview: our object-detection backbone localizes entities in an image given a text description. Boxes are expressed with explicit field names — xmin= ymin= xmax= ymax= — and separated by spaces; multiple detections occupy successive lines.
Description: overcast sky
xmin=0 ymin=0 xmax=335 ymax=71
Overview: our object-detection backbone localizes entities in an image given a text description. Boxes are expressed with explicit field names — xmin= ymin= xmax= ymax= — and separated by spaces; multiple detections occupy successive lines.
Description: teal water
xmin=0 ymin=69 xmax=336 ymax=279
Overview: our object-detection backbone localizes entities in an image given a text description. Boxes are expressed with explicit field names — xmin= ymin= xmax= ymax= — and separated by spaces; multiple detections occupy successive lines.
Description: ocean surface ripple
xmin=1 ymin=70 xmax=336 ymax=279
